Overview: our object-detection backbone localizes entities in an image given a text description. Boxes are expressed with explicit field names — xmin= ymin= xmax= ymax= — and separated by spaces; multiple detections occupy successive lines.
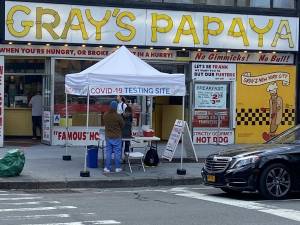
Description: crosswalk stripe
xmin=0 ymin=206 xmax=77 ymax=212
xmin=0 ymin=197 xmax=43 ymax=201
xmin=0 ymin=214 xmax=70 ymax=220
xmin=0 ymin=193 xmax=34 ymax=196
xmin=171 ymin=188 xmax=300 ymax=223
xmin=0 ymin=201 xmax=61 ymax=205
xmin=21 ymin=220 xmax=121 ymax=225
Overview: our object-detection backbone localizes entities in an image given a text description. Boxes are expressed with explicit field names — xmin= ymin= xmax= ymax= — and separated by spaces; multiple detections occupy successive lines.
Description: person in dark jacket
xmin=122 ymin=106 xmax=133 ymax=153
xmin=103 ymin=101 xmax=124 ymax=173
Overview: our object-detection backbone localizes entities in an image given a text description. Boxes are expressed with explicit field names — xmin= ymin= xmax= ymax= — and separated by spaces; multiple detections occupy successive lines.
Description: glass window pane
xmin=193 ymin=83 xmax=231 ymax=128
xmin=237 ymin=0 xmax=271 ymax=8
xmin=251 ymin=0 xmax=270 ymax=7
xmin=273 ymin=0 xmax=295 ymax=8
xmin=205 ymin=0 xmax=234 ymax=6
xmin=5 ymin=58 xmax=46 ymax=74
xmin=164 ymin=0 xmax=194 ymax=3
xmin=54 ymin=59 xmax=141 ymax=127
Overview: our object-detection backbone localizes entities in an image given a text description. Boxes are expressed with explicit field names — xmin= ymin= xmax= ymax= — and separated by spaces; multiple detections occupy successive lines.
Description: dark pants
xmin=124 ymin=141 xmax=130 ymax=153
xmin=32 ymin=116 xmax=42 ymax=138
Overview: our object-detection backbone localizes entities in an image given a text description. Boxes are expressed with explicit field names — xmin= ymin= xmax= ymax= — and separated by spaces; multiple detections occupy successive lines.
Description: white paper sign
xmin=42 ymin=111 xmax=51 ymax=142
xmin=193 ymin=129 xmax=234 ymax=145
xmin=52 ymin=126 xmax=142 ymax=146
xmin=163 ymin=120 xmax=197 ymax=162
xmin=52 ymin=127 xmax=104 ymax=146
xmin=192 ymin=63 xmax=236 ymax=81
xmin=195 ymin=84 xmax=227 ymax=109
xmin=162 ymin=120 xmax=185 ymax=161
xmin=0 ymin=57 xmax=4 ymax=147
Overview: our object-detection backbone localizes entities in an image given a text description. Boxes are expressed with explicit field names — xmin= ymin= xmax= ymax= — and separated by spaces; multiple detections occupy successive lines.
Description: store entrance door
xmin=150 ymin=63 xmax=186 ymax=140
xmin=4 ymin=58 xmax=50 ymax=146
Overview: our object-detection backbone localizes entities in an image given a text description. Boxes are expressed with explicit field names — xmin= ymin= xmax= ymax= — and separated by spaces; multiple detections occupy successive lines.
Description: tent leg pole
xmin=63 ymin=93 xmax=71 ymax=161
xmin=177 ymin=96 xmax=186 ymax=175
xmin=80 ymin=90 xmax=90 ymax=177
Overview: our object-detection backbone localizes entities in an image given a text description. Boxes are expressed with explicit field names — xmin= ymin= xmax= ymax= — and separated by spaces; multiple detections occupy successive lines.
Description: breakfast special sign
xmin=5 ymin=1 xmax=299 ymax=51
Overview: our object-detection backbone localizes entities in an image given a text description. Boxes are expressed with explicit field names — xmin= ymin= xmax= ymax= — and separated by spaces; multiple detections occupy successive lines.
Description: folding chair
xmin=125 ymin=140 xmax=147 ymax=173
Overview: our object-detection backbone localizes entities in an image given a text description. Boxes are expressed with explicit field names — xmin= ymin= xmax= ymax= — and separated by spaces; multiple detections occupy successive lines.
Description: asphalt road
xmin=0 ymin=186 xmax=300 ymax=225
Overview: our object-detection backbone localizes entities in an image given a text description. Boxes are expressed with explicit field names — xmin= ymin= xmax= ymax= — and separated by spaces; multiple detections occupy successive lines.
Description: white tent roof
xmin=65 ymin=46 xmax=186 ymax=96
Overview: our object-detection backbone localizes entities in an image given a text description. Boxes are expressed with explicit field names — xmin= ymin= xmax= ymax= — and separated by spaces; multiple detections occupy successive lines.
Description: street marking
xmin=0 ymin=201 xmax=61 ymax=205
xmin=0 ymin=206 xmax=77 ymax=212
xmin=0 ymin=214 xmax=70 ymax=220
xmin=170 ymin=188 xmax=300 ymax=222
xmin=0 ymin=193 xmax=34 ymax=196
xmin=22 ymin=220 xmax=121 ymax=225
xmin=0 ymin=197 xmax=43 ymax=201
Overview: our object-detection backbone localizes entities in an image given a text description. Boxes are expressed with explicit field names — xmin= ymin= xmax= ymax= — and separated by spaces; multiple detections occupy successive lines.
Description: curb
xmin=0 ymin=176 xmax=204 ymax=190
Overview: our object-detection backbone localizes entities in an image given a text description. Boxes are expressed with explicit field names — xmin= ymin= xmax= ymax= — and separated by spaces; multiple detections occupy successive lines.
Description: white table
xmin=134 ymin=136 xmax=161 ymax=150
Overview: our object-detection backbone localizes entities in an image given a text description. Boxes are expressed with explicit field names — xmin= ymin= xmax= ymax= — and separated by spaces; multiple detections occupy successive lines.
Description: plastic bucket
xmin=87 ymin=145 xmax=98 ymax=168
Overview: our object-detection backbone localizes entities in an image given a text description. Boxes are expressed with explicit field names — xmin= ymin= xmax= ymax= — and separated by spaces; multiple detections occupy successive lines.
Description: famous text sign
xmin=5 ymin=1 xmax=299 ymax=51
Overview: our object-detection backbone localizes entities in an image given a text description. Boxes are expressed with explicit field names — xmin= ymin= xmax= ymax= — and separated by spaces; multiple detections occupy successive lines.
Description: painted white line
xmin=0 ymin=193 xmax=34 ymax=196
xmin=171 ymin=188 xmax=300 ymax=222
xmin=0 ymin=197 xmax=42 ymax=201
xmin=0 ymin=206 xmax=77 ymax=212
xmin=22 ymin=220 xmax=121 ymax=225
xmin=0 ymin=214 xmax=70 ymax=220
xmin=95 ymin=189 xmax=170 ymax=194
xmin=0 ymin=201 xmax=61 ymax=205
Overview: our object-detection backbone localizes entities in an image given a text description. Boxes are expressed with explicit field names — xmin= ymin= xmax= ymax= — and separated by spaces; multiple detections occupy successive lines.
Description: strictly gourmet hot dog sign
xmin=5 ymin=1 xmax=299 ymax=51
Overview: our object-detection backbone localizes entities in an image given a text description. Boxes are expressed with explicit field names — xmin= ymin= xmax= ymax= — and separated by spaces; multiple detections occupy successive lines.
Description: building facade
xmin=0 ymin=0 xmax=299 ymax=146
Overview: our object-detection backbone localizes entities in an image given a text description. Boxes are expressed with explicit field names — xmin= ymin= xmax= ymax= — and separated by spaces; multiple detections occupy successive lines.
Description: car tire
xmin=220 ymin=187 xmax=242 ymax=195
xmin=259 ymin=163 xmax=292 ymax=200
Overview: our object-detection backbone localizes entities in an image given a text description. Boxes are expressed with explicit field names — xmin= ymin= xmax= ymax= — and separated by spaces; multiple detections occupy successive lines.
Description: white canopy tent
xmin=64 ymin=46 xmax=186 ymax=176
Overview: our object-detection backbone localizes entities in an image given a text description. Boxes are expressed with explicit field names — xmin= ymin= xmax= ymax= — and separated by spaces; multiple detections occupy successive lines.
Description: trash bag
xmin=0 ymin=149 xmax=25 ymax=177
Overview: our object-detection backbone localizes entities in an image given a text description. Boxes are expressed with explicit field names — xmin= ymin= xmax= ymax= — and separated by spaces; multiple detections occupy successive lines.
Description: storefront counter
xmin=4 ymin=108 xmax=32 ymax=136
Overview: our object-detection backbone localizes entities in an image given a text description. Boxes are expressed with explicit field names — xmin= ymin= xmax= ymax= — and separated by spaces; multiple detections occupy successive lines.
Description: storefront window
xmin=4 ymin=75 xmax=42 ymax=108
xmin=5 ymin=58 xmax=46 ymax=74
xmin=237 ymin=0 xmax=270 ymax=8
xmin=193 ymin=83 xmax=231 ymax=128
xmin=273 ymin=0 xmax=295 ymax=8
xmin=54 ymin=59 xmax=140 ymax=127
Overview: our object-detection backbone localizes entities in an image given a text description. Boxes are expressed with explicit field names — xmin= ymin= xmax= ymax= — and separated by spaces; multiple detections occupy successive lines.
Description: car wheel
xmin=220 ymin=187 xmax=242 ymax=195
xmin=259 ymin=163 xmax=292 ymax=200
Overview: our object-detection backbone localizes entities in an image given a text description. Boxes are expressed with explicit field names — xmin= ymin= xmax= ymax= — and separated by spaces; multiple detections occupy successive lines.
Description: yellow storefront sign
xmin=236 ymin=64 xmax=296 ymax=144
xmin=4 ymin=1 xmax=299 ymax=50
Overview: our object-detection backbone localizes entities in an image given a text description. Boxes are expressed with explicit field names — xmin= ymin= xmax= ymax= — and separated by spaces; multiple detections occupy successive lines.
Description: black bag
xmin=144 ymin=146 xmax=159 ymax=166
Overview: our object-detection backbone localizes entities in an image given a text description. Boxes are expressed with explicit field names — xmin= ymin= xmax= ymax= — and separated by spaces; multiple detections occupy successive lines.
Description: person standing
xmin=117 ymin=95 xmax=127 ymax=115
xmin=122 ymin=106 xmax=133 ymax=154
xmin=103 ymin=101 xmax=124 ymax=173
xmin=29 ymin=91 xmax=43 ymax=140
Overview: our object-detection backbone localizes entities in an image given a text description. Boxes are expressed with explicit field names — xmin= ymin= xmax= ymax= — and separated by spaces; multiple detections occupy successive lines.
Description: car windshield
xmin=267 ymin=125 xmax=300 ymax=144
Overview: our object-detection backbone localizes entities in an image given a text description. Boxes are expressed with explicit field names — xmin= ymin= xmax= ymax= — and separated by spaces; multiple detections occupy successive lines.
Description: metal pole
xmin=65 ymin=94 xmax=68 ymax=153
xmin=80 ymin=87 xmax=90 ymax=177
xmin=177 ymin=96 xmax=186 ymax=175
xmin=180 ymin=96 xmax=185 ymax=170
xmin=84 ymin=91 xmax=90 ymax=171
xmin=217 ymin=112 xmax=221 ymax=145
xmin=63 ymin=93 xmax=71 ymax=161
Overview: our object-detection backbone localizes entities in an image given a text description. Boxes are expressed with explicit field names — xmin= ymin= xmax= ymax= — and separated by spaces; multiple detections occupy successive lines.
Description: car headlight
xmin=229 ymin=156 xmax=259 ymax=169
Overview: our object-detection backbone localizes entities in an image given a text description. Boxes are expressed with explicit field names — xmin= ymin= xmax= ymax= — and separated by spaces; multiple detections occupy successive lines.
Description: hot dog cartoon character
xmin=264 ymin=82 xmax=283 ymax=140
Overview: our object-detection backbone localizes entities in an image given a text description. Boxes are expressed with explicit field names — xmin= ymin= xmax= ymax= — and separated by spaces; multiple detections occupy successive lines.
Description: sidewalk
xmin=0 ymin=143 xmax=240 ymax=190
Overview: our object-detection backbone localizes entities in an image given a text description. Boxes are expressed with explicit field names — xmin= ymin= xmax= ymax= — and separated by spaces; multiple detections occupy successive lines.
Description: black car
xmin=201 ymin=125 xmax=300 ymax=199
